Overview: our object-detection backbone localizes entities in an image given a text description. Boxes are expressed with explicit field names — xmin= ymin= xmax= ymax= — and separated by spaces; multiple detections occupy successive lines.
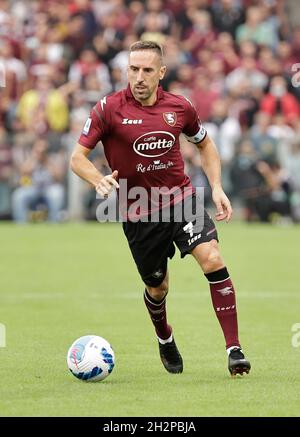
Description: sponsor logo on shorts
xmin=183 ymin=222 xmax=202 ymax=246
xmin=133 ymin=131 xmax=175 ymax=157
xmin=183 ymin=221 xmax=194 ymax=237
xmin=152 ymin=269 xmax=164 ymax=279
xmin=187 ymin=234 xmax=202 ymax=246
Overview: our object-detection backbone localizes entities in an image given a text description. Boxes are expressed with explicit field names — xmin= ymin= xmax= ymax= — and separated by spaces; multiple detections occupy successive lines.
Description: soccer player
xmin=71 ymin=41 xmax=251 ymax=376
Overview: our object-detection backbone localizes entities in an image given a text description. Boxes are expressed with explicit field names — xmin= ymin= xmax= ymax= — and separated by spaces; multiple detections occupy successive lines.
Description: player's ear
xmin=159 ymin=65 xmax=167 ymax=80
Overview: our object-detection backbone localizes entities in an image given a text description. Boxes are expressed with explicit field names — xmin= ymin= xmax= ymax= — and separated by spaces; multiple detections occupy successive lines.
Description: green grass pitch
xmin=0 ymin=221 xmax=299 ymax=417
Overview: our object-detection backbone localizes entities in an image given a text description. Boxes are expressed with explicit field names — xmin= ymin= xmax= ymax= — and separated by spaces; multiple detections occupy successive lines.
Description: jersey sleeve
xmin=78 ymin=99 xmax=110 ymax=149
xmin=182 ymin=97 xmax=207 ymax=144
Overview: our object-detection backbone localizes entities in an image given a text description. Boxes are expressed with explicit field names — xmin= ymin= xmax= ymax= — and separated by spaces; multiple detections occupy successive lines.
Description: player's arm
xmin=182 ymin=97 xmax=232 ymax=222
xmin=70 ymin=143 xmax=119 ymax=197
xmin=196 ymin=135 xmax=232 ymax=222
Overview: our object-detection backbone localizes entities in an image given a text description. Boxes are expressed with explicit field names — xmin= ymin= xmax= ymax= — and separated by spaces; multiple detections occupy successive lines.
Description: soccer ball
xmin=67 ymin=335 xmax=115 ymax=382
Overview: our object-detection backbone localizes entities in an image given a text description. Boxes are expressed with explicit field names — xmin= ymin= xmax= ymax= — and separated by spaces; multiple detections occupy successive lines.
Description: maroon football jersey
xmin=78 ymin=85 xmax=207 ymax=216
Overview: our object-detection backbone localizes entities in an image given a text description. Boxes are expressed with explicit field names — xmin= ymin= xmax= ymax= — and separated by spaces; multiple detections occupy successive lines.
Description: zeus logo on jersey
xmin=122 ymin=118 xmax=142 ymax=125
xmin=82 ymin=117 xmax=92 ymax=136
xmin=133 ymin=131 xmax=175 ymax=157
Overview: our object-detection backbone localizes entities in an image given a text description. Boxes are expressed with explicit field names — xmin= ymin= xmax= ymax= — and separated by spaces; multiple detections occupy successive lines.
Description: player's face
xmin=127 ymin=50 xmax=166 ymax=105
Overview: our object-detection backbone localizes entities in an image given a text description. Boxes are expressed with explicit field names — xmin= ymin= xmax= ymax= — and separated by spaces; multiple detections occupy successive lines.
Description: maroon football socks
xmin=144 ymin=289 xmax=172 ymax=341
xmin=144 ymin=267 xmax=240 ymax=349
xmin=205 ymin=267 xmax=240 ymax=349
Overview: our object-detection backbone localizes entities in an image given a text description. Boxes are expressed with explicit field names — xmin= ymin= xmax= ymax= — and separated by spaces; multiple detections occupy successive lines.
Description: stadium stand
xmin=0 ymin=0 xmax=299 ymax=223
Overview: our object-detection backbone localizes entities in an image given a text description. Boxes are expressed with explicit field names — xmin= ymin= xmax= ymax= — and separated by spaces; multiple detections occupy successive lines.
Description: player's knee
xmin=146 ymin=278 xmax=168 ymax=301
xmin=202 ymin=246 xmax=224 ymax=273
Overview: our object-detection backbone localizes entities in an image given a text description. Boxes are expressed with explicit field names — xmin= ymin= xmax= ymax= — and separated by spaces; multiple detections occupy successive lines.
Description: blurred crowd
xmin=1 ymin=0 xmax=300 ymax=223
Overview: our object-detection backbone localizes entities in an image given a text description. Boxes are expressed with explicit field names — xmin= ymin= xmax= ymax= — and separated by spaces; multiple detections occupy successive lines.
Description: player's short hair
xmin=129 ymin=41 xmax=164 ymax=61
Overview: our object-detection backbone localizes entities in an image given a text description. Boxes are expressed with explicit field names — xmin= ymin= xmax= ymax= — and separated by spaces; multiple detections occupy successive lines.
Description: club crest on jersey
xmin=163 ymin=112 xmax=177 ymax=127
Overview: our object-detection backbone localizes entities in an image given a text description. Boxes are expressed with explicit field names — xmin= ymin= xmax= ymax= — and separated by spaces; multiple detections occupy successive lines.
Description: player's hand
xmin=95 ymin=170 xmax=119 ymax=198
xmin=212 ymin=185 xmax=233 ymax=222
